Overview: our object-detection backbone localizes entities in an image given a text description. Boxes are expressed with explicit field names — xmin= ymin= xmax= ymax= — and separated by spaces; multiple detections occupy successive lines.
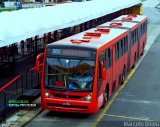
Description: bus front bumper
xmin=42 ymin=98 xmax=97 ymax=113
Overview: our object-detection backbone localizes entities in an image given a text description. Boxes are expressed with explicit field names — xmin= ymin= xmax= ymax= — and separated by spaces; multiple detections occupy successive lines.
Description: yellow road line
xmin=104 ymin=114 xmax=157 ymax=122
xmin=93 ymin=51 xmax=147 ymax=127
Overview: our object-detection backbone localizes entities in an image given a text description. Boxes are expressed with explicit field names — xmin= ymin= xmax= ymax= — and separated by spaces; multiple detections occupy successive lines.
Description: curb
xmin=12 ymin=106 xmax=44 ymax=127
xmin=0 ymin=97 xmax=43 ymax=127
xmin=21 ymin=107 xmax=43 ymax=127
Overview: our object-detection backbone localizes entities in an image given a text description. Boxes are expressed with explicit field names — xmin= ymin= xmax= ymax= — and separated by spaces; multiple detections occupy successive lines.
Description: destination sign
xmin=47 ymin=48 xmax=95 ymax=58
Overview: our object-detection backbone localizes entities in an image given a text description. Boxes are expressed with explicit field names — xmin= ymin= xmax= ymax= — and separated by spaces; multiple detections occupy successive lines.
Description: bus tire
xmin=101 ymin=86 xmax=109 ymax=108
xmin=141 ymin=43 xmax=145 ymax=56
xmin=121 ymin=67 xmax=126 ymax=85
xmin=132 ymin=53 xmax=136 ymax=69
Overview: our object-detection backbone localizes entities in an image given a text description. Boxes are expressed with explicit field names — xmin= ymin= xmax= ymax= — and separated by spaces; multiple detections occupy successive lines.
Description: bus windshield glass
xmin=45 ymin=57 xmax=95 ymax=91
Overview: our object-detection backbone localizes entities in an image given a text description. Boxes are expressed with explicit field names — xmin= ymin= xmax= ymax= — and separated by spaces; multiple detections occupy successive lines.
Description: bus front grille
xmin=53 ymin=94 xmax=82 ymax=99
xmin=47 ymin=103 xmax=88 ymax=109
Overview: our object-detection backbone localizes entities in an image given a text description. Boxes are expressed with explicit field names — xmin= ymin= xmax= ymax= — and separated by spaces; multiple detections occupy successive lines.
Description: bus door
xmin=106 ymin=47 xmax=113 ymax=97
xmin=137 ymin=23 xmax=141 ymax=57
xmin=112 ymin=43 xmax=118 ymax=91
xmin=97 ymin=51 xmax=106 ymax=108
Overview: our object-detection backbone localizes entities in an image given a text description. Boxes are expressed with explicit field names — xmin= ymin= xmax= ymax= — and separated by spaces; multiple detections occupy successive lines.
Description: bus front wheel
xmin=101 ymin=86 xmax=109 ymax=108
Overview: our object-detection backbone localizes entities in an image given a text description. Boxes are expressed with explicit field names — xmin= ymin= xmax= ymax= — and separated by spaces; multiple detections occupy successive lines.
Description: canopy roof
xmin=0 ymin=0 xmax=141 ymax=47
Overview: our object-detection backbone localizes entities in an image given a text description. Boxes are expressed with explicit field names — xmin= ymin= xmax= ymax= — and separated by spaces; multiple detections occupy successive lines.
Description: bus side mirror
xmin=35 ymin=53 xmax=44 ymax=73
xmin=101 ymin=68 xmax=106 ymax=80
xmin=35 ymin=60 xmax=40 ymax=73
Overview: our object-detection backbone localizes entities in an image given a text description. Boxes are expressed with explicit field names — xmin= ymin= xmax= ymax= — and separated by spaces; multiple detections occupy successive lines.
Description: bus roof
xmin=48 ymin=27 xmax=128 ymax=49
xmin=113 ymin=15 xmax=147 ymax=23
xmin=98 ymin=21 xmax=138 ymax=29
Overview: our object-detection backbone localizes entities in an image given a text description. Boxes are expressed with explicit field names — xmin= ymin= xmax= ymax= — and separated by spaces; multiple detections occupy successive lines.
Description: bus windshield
xmin=45 ymin=57 xmax=95 ymax=91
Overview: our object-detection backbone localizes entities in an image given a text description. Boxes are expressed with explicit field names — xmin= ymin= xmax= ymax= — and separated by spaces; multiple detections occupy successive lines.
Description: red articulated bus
xmin=98 ymin=20 xmax=139 ymax=69
xmin=35 ymin=15 xmax=147 ymax=113
xmin=113 ymin=14 xmax=147 ymax=58
xmin=98 ymin=14 xmax=148 ymax=69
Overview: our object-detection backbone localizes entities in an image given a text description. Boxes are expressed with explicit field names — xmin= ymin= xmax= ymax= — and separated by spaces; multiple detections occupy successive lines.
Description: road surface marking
xmin=104 ymin=114 xmax=158 ymax=122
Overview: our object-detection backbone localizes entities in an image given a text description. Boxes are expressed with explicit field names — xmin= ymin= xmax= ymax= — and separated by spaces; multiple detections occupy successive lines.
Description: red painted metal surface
xmin=0 ymin=75 xmax=22 ymax=92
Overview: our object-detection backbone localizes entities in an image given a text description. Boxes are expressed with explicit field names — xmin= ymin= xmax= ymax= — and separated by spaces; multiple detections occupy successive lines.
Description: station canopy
xmin=0 ymin=0 xmax=141 ymax=47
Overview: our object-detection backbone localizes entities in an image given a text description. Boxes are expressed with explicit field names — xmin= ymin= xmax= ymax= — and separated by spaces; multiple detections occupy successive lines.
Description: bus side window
xmin=137 ymin=28 xmax=139 ymax=41
xmin=135 ymin=30 xmax=136 ymax=42
xmin=145 ymin=20 xmax=147 ymax=32
xmin=123 ymin=38 xmax=125 ymax=54
xmin=140 ymin=25 xmax=142 ymax=36
xmin=98 ymin=51 xmax=105 ymax=78
xmin=131 ymin=32 xmax=134 ymax=45
xmin=136 ymin=29 xmax=137 ymax=42
xmin=126 ymin=36 xmax=128 ymax=52
xmin=143 ymin=22 xmax=145 ymax=34
xmin=124 ymin=38 xmax=126 ymax=53
xmin=116 ymin=42 xmax=120 ymax=61
xmin=142 ymin=24 xmax=144 ymax=35
xmin=120 ymin=39 xmax=123 ymax=56
xmin=133 ymin=31 xmax=134 ymax=44
xmin=144 ymin=21 xmax=147 ymax=33
xmin=106 ymin=48 xmax=112 ymax=69
xmin=136 ymin=28 xmax=138 ymax=42
xmin=144 ymin=21 xmax=146 ymax=33
xmin=141 ymin=24 xmax=143 ymax=36
xmin=98 ymin=60 xmax=102 ymax=79
xmin=134 ymin=30 xmax=136 ymax=43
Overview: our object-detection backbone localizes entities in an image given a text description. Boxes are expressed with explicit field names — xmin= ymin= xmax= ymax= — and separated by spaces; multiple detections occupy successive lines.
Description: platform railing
xmin=0 ymin=66 xmax=41 ymax=122
xmin=25 ymin=66 xmax=41 ymax=89
xmin=0 ymin=74 xmax=23 ymax=122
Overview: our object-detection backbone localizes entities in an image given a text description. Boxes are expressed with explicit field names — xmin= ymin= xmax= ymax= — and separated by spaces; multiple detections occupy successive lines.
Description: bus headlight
xmin=83 ymin=94 xmax=92 ymax=102
xmin=44 ymin=92 xmax=51 ymax=98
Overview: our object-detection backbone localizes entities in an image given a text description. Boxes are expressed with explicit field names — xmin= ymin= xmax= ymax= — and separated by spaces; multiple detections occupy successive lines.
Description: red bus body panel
xmin=39 ymin=15 xmax=147 ymax=114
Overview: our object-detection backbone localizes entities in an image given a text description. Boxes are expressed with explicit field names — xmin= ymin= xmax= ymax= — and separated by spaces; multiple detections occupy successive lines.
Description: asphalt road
xmin=25 ymin=3 xmax=160 ymax=127
xmin=143 ymin=6 xmax=160 ymax=24
xmin=25 ymin=34 xmax=160 ymax=127
xmin=97 ymin=34 xmax=160 ymax=127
